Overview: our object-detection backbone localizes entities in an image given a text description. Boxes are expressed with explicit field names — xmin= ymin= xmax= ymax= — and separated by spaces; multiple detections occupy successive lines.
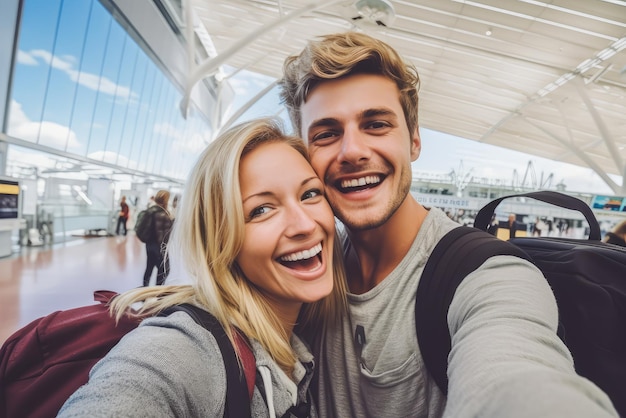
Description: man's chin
xmin=336 ymin=211 xmax=388 ymax=231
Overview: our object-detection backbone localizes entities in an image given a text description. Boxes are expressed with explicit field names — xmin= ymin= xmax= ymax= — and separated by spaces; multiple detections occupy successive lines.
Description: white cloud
xmin=17 ymin=50 xmax=38 ymax=65
xmin=68 ymin=69 xmax=134 ymax=99
xmin=226 ymin=77 xmax=250 ymax=96
xmin=19 ymin=49 xmax=136 ymax=100
xmin=153 ymin=122 xmax=182 ymax=141
xmin=172 ymin=131 xmax=208 ymax=155
xmin=226 ymin=69 xmax=275 ymax=97
xmin=153 ymin=122 xmax=209 ymax=156
xmin=8 ymin=100 xmax=81 ymax=149
xmin=30 ymin=49 xmax=73 ymax=71
xmin=7 ymin=100 xmax=29 ymax=126
xmin=7 ymin=147 xmax=60 ymax=170
xmin=11 ymin=120 xmax=80 ymax=149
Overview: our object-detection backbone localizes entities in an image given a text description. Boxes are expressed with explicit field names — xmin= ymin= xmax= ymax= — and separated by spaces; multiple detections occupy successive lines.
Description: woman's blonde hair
xmin=111 ymin=117 xmax=347 ymax=374
xmin=280 ymin=31 xmax=421 ymax=138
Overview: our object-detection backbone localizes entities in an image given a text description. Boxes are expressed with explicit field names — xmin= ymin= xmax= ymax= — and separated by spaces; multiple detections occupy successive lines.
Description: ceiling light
xmin=596 ymin=47 xmax=616 ymax=61
xmin=351 ymin=0 xmax=396 ymax=29
xmin=485 ymin=28 xmax=492 ymax=36
xmin=613 ymin=37 xmax=626 ymax=50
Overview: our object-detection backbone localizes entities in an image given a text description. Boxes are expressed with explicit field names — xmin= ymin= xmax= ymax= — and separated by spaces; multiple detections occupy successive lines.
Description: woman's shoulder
xmin=137 ymin=310 xmax=222 ymax=350
xmin=105 ymin=311 xmax=227 ymax=374
xmin=58 ymin=311 xmax=229 ymax=416
xmin=118 ymin=311 xmax=229 ymax=388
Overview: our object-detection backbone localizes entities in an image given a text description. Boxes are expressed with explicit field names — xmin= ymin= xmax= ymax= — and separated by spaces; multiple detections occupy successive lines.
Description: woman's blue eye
xmin=250 ymin=206 xmax=270 ymax=219
xmin=302 ymin=189 xmax=322 ymax=200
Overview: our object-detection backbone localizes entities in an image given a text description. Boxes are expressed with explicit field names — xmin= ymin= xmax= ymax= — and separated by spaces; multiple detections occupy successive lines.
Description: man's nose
xmin=337 ymin=126 xmax=370 ymax=164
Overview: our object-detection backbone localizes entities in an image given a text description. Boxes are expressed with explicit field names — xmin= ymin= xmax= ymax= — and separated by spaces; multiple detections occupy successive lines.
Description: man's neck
xmin=345 ymin=196 xmax=428 ymax=294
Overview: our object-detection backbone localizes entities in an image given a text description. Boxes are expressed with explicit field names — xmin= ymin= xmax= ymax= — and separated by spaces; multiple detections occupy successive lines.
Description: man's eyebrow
xmin=361 ymin=107 xmax=397 ymax=119
xmin=307 ymin=108 xmax=397 ymax=133
xmin=307 ymin=117 xmax=340 ymax=132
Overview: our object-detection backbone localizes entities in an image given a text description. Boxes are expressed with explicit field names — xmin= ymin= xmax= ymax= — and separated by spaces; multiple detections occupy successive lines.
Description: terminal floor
xmin=0 ymin=234 xmax=148 ymax=345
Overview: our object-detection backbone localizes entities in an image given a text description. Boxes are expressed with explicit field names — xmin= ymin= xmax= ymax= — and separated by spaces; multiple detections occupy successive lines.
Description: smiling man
xmin=280 ymin=32 xmax=618 ymax=417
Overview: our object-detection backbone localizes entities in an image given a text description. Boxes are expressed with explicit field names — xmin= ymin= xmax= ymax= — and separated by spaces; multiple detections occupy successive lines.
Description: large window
xmin=8 ymin=0 xmax=211 ymax=181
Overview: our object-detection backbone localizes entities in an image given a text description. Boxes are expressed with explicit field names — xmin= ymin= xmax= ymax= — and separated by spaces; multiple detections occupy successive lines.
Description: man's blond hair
xmin=280 ymin=31 xmax=420 ymax=137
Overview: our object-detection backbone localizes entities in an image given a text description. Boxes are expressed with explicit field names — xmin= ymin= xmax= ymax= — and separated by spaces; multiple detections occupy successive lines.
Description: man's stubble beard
xmin=330 ymin=165 xmax=413 ymax=232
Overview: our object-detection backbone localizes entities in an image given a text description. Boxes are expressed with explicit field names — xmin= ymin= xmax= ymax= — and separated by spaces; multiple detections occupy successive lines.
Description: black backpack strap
xmin=473 ymin=191 xmax=601 ymax=240
xmin=162 ymin=304 xmax=252 ymax=417
xmin=415 ymin=226 xmax=531 ymax=394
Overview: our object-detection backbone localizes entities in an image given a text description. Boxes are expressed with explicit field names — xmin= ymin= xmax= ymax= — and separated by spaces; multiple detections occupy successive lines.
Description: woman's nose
xmin=284 ymin=205 xmax=317 ymax=238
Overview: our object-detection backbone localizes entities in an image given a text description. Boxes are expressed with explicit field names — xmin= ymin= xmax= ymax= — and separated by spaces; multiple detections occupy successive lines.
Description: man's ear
xmin=410 ymin=127 xmax=421 ymax=162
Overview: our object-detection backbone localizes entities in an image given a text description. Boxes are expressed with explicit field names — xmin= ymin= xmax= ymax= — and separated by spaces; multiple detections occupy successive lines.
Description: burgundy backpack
xmin=0 ymin=290 xmax=255 ymax=418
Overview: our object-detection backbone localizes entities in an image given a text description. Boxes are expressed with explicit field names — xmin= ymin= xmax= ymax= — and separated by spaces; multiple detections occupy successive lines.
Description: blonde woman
xmin=59 ymin=118 xmax=347 ymax=417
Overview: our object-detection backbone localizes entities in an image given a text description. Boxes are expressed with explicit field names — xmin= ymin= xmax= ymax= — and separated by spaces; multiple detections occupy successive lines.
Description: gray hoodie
xmin=58 ymin=311 xmax=316 ymax=417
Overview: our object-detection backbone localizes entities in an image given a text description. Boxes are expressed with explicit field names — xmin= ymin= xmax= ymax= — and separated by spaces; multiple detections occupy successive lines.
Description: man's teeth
xmin=341 ymin=175 xmax=380 ymax=189
xmin=280 ymin=243 xmax=322 ymax=262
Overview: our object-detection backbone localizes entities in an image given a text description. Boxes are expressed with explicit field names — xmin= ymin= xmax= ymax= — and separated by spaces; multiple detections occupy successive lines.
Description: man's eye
xmin=302 ymin=189 xmax=322 ymax=200
xmin=250 ymin=205 xmax=271 ymax=219
xmin=366 ymin=121 xmax=389 ymax=130
xmin=311 ymin=131 xmax=337 ymax=142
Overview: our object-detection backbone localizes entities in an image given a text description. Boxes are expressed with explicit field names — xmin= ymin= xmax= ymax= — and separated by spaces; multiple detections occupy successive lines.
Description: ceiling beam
xmin=522 ymin=117 xmax=621 ymax=194
xmin=573 ymin=77 xmax=624 ymax=171
xmin=216 ymin=79 xmax=279 ymax=137
xmin=180 ymin=0 xmax=342 ymax=119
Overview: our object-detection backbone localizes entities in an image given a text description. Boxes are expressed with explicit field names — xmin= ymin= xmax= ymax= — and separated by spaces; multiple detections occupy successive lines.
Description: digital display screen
xmin=0 ymin=180 xmax=19 ymax=219
xmin=591 ymin=195 xmax=626 ymax=212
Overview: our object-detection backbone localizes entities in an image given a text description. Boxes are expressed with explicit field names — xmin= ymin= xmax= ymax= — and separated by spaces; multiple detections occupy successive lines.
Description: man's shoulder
xmin=417 ymin=207 xmax=461 ymax=246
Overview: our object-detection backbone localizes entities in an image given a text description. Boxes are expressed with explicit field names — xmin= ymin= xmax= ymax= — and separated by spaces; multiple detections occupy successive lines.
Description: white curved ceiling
xmin=187 ymin=0 xmax=626 ymax=194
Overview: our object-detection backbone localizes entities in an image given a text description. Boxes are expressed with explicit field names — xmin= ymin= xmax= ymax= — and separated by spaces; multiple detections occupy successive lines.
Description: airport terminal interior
xmin=0 ymin=0 xmax=625 ymax=345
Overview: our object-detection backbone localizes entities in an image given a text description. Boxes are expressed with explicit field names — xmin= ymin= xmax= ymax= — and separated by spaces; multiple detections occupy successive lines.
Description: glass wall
xmin=7 ymin=0 xmax=212 ymax=182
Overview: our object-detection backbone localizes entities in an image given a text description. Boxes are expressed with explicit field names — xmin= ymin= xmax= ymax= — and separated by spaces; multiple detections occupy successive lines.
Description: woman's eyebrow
xmin=241 ymin=190 xmax=274 ymax=204
xmin=242 ymin=177 xmax=319 ymax=204
xmin=301 ymin=176 xmax=320 ymax=187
